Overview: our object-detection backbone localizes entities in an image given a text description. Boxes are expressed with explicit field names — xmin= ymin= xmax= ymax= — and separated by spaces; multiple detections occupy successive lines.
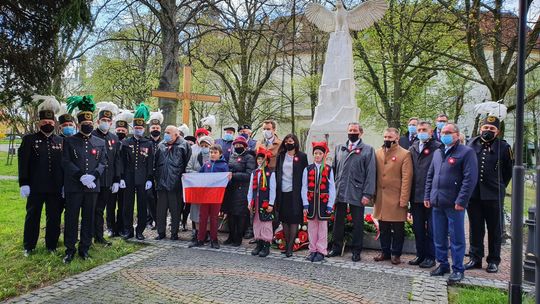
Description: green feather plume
xmin=66 ymin=95 xmax=96 ymax=113
xmin=134 ymin=102 xmax=150 ymax=121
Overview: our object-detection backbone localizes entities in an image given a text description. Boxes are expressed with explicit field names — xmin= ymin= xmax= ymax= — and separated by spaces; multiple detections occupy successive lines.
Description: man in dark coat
xmin=92 ymin=103 xmax=121 ymax=246
xmin=146 ymin=111 xmax=163 ymax=229
xmin=464 ymin=116 xmax=513 ymax=273
xmin=224 ymin=136 xmax=256 ymax=246
xmin=408 ymin=121 xmax=441 ymax=268
xmin=216 ymin=126 xmax=236 ymax=162
xmin=327 ymin=122 xmax=376 ymax=262
xmin=154 ymin=126 xmax=191 ymax=240
xmin=425 ymin=122 xmax=478 ymax=284
xmin=62 ymin=96 xmax=107 ymax=263
xmin=238 ymin=124 xmax=257 ymax=151
xmin=18 ymin=95 xmax=64 ymax=256
xmin=398 ymin=117 xmax=418 ymax=149
xmin=432 ymin=114 xmax=449 ymax=142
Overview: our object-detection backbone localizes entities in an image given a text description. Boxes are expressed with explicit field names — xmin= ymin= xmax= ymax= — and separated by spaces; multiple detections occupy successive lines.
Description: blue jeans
xmin=432 ymin=207 xmax=465 ymax=273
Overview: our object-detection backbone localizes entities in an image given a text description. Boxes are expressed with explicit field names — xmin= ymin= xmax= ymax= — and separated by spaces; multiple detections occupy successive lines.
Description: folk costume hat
xmin=95 ymin=102 xmax=119 ymax=120
xmin=57 ymin=103 xmax=75 ymax=125
xmin=148 ymin=110 xmax=164 ymax=126
xmin=114 ymin=110 xmax=134 ymax=130
xmin=312 ymin=141 xmax=329 ymax=154
xmin=133 ymin=103 xmax=150 ymax=127
xmin=256 ymin=146 xmax=273 ymax=163
xmin=34 ymin=95 xmax=61 ymax=121
xmin=200 ymin=115 xmax=216 ymax=132
xmin=178 ymin=124 xmax=189 ymax=136
xmin=482 ymin=116 xmax=500 ymax=129
xmin=195 ymin=128 xmax=209 ymax=137
xmin=66 ymin=95 xmax=96 ymax=123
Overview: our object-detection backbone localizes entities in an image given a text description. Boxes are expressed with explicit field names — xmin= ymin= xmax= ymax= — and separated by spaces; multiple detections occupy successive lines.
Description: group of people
xmin=19 ymin=95 xmax=513 ymax=285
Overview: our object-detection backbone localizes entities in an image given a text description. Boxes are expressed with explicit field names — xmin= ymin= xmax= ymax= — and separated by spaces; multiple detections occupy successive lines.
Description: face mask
xmin=201 ymin=147 xmax=210 ymax=154
xmin=240 ymin=133 xmax=249 ymax=139
xmin=134 ymin=129 xmax=144 ymax=137
xmin=441 ymin=134 xmax=454 ymax=146
xmin=234 ymin=147 xmax=245 ymax=154
xmin=150 ymin=130 xmax=161 ymax=137
xmin=80 ymin=124 xmax=93 ymax=135
xmin=285 ymin=143 xmax=295 ymax=151
xmin=436 ymin=122 xmax=446 ymax=130
xmin=348 ymin=133 xmax=359 ymax=143
xmin=383 ymin=140 xmax=395 ymax=148
xmin=40 ymin=124 xmax=54 ymax=134
xmin=481 ymin=130 xmax=495 ymax=142
xmin=408 ymin=125 xmax=417 ymax=135
xmin=417 ymin=132 xmax=430 ymax=142
xmin=223 ymin=133 xmax=234 ymax=141
xmin=263 ymin=130 xmax=273 ymax=139
xmin=116 ymin=132 xmax=127 ymax=140
xmin=98 ymin=121 xmax=110 ymax=133
xmin=164 ymin=134 xmax=172 ymax=143
xmin=62 ymin=126 xmax=75 ymax=136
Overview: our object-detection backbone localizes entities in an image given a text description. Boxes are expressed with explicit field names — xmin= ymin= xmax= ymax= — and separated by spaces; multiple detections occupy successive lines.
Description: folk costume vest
xmin=306 ymin=163 xmax=332 ymax=220
xmin=252 ymin=166 xmax=274 ymax=222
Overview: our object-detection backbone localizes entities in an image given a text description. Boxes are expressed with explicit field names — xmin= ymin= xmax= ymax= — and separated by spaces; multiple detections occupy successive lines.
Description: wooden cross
xmin=151 ymin=66 xmax=221 ymax=124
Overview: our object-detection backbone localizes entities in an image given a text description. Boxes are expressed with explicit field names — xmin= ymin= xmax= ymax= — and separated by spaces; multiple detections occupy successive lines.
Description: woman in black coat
xmin=224 ymin=136 xmax=256 ymax=246
xmin=275 ymin=134 xmax=308 ymax=257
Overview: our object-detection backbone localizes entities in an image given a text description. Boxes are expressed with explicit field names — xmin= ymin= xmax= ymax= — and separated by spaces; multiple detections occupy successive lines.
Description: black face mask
xmin=81 ymin=124 xmax=93 ymax=135
xmin=285 ymin=143 xmax=295 ymax=151
xmin=348 ymin=133 xmax=359 ymax=143
xmin=150 ymin=130 xmax=161 ymax=137
xmin=116 ymin=132 xmax=127 ymax=140
xmin=234 ymin=147 xmax=245 ymax=154
xmin=383 ymin=140 xmax=395 ymax=148
xmin=481 ymin=130 xmax=495 ymax=142
xmin=40 ymin=124 xmax=54 ymax=134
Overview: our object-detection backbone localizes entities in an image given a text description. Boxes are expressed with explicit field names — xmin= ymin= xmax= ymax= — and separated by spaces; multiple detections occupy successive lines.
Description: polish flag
xmin=182 ymin=172 xmax=230 ymax=204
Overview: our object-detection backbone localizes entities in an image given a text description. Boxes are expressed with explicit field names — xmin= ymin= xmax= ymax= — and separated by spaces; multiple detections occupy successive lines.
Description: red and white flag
xmin=182 ymin=172 xmax=230 ymax=204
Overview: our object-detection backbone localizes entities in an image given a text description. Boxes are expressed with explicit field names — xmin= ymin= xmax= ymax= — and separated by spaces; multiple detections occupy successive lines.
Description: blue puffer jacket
xmin=424 ymin=143 xmax=478 ymax=208
xmin=199 ymin=157 xmax=229 ymax=173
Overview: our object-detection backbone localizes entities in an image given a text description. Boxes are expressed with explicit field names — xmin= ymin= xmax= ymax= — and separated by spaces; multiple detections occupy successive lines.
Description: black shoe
xmin=252 ymin=240 xmax=263 ymax=256
xmin=135 ymin=233 xmax=145 ymax=240
xmin=79 ymin=251 xmax=90 ymax=260
xmin=155 ymin=234 xmax=166 ymax=240
xmin=419 ymin=258 xmax=436 ymax=268
xmin=188 ymin=240 xmax=203 ymax=248
xmin=430 ymin=265 xmax=450 ymax=276
xmin=327 ymin=248 xmax=341 ymax=258
xmin=464 ymin=259 xmax=482 ymax=270
xmin=352 ymin=252 xmax=361 ymax=262
xmin=223 ymin=238 xmax=233 ymax=245
xmin=23 ymin=249 xmax=33 ymax=257
xmin=285 ymin=251 xmax=293 ymax=258
xmin=63 ymin=253 xmax=75 ymax=264
xmin=312 ymin=252 xmax=324 ymax=262
xmin=232 ymin=241 xmax=242 ymax=247
xmin=259 ymin=242 xmax=270 ymax=257
xmin=122 ymin=233 xmax=134 ymax=240
xmin=95 ymin=238 xmax=112 ymax=246
xmin=210 ymin=240 xmax=220 ymax=249
xmin=408 ymin=257 xmax=424 ymax=265
xmin=306 ymin=252 xmax=316 ymax=261
xmin=170 ymin=234 xmax=179 ymax=241
xmin=486 ymin=263 xmax=499 ymax=273
xmin=447 ymin=272 xmax=464 ymax=284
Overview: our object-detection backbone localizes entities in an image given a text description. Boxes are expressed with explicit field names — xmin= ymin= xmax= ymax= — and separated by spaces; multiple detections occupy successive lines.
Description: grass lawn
xmin=504 ymin=182 xmax=536 ymax=218
xmin=448 ymin=286 xmax=535 ymax=303
xmin=0 ymin=180 xmax=144 ymax=301
xmin=0 ymin=151 xmax=18 ymax=176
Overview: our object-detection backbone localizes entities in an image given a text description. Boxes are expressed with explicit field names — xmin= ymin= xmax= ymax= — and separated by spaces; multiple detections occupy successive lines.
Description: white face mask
xmin=263 ymin=130 xmax=273 ymax=139
xmin=98 ymin=121 xmax=110 ymax=132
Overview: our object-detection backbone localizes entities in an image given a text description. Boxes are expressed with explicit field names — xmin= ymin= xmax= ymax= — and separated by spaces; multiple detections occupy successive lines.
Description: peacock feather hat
xmin=66 ymin=95 xmax=96 ymax=123
xmin=133 ymin=103 xmax=150 ymax=127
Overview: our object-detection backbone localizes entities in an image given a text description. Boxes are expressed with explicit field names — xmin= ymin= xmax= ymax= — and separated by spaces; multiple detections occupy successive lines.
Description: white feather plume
xmin=34 ymin=95 xmax=60 ymax=114
xmin=473 ymin=101 xmax=507 ymax=121
xmin=96 ymin=101 xmax=119 ymax=116
xmin=148 ymin=109 xmax=164 ymax=124
xmin=114 ymin=110 xmax=134 ymax=124
xmin=200 ymin=115 xmax=216 ymax=129
xmin=178 ymin=124 xmax=190 ymax=136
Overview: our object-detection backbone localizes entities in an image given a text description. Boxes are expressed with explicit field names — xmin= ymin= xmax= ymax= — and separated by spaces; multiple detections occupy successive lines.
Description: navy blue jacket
xmin=215 ymin=139 xmax=233 ymax=162
xmin=199 ymin=157 xmax=229 ymax=173
xmin=425 ymin=142 xmax=478 ymax=208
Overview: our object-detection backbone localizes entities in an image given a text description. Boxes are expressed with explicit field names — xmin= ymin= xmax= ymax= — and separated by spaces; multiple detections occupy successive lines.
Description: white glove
xmin=119 ymin=180 xmax=126 ymax=189
xmin=20 ymin=185 xmax=30 ymax=198
xmin=111 ymin=183 xmax=119 ymax=194
xmin=80 ymin=174 xmax=95 ymax=186
xmin=145 ymin=180 xmax=153 ymax=190
xmin=86 ymin=182 xmax=97 ymax=189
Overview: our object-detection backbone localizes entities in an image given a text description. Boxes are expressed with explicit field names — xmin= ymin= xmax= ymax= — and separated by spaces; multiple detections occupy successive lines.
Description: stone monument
xmin=304 ymin=0 xmax=388 ymax=163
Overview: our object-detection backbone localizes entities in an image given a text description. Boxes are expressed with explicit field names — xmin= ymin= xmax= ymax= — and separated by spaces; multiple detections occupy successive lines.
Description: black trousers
xmin=123 ymin=184 xmax=147 ymax=235
xmin=331 ymin=202 xmax=364 ymax=253
xmin=106 ymin=189 xmax=124 ymax=235
xmin=94 ymin=186 xmax=113 ymax=240
xmin=181 ymin=203 xmax=191 ymax=228
xmin=379 ymin=221 xmax=405 ymax=257
xmin=23 ymin=193 xmax=62 ymax=251
xmin=147 ymin=186 xmax=157 ymax=226
xmin=467 ymin=199 xmax=502 ymax=264
xmin=156 ymin=190 xmax=182 ymax=236
xmin=228 ymin=214 xmax=247 ymax=244
xmin=410 ymin=203 xmax=435 ymax=260
xmin=64 ymin=192 xmax=98 ymax=255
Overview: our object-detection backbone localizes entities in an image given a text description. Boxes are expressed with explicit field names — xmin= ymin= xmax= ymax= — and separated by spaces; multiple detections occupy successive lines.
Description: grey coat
xmin=333 ymin=140 xmax=376 ymax=206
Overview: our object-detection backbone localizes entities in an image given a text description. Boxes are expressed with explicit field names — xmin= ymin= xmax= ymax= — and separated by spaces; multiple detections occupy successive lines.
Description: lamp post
xmin=508 ymin=0 xmax=527 ymax=302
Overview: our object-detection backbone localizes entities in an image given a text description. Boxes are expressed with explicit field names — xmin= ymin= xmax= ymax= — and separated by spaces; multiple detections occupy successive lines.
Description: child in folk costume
xmin=301 ymin=141 xmax=336 ymax=262
xmin=247 ymin=147 xmax=276 ymax=258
